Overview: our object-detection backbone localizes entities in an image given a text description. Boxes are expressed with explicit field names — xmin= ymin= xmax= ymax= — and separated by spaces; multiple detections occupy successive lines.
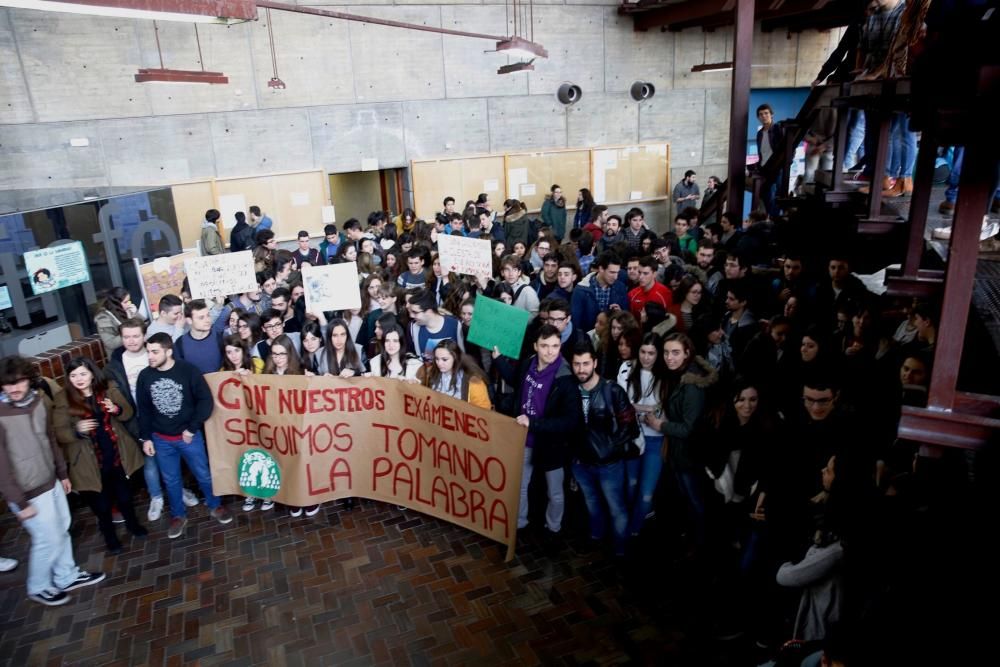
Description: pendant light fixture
xmin=135 ymin=21 xmax=229 ymax=84
xmin=264 ymin=8 xmax=286 ymax=89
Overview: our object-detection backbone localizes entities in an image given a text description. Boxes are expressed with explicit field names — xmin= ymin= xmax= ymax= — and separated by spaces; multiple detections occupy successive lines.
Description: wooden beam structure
xmin=621 ymin=0 xmax=847 ymax=33
xmin=725 ymin=0 xmax=754 ymax=221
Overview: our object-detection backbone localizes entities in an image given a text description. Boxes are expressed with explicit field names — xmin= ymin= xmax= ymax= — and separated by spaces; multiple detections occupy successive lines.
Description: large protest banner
xmin=437 ymin=234 xmax=492 ymax=277
xmin=185 ymin=251 xmax=257 ymax=299
xmin=203 ymin=373 xmax=527 ymax=560
xmin=134 ymin=252 xmax=198 ymax=317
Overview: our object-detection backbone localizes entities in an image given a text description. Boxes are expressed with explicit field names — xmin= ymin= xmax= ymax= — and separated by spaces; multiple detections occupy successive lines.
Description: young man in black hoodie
xmin=229 ymin=211 xmax=254 ymax=253
xmin=137 ymin=333 xmax=232 ymax=539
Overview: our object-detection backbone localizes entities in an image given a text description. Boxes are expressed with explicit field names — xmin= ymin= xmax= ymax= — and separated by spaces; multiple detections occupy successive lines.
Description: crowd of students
xmin=1 ymin=194 xmax=953 ymax=663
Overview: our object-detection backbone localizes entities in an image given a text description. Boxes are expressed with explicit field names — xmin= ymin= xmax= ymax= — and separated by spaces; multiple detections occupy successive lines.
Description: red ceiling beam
xmin=40 ymin=0 xmax=257 ymax=19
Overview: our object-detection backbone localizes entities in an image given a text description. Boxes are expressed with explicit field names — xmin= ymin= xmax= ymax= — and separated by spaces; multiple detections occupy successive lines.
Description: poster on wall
xmin=134 ymin=252 xmax=198 ymax=318
xmin=218 ymin=194 xmax=247 ymax=230
xmin=24 ymin=241 xmax=91 ymax=295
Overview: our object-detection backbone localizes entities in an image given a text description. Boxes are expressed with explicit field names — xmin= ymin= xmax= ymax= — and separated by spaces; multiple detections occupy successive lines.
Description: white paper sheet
xmin=218 ymin=193 xmax=247 ymax=229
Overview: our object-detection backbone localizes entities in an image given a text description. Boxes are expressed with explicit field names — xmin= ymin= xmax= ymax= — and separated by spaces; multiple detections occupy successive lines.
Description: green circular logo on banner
xmin=238 ymin=449 xmax=281 ymax=498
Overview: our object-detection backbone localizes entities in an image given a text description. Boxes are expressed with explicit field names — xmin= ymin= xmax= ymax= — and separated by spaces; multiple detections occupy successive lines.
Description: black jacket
xmin=494 ymin=356 xmax=582 ymax=472
xmin=576 ymin=378 xmax=638 ymax=466
xmin=230 ymin=221 xmax=254 ymax=253
xmin=104 ymin=346 xmax=141 ymax=441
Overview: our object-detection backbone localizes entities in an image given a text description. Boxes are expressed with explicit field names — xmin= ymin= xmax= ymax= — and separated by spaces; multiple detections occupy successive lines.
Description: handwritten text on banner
xmin=203 ymin=374 xmax=527 ymax=560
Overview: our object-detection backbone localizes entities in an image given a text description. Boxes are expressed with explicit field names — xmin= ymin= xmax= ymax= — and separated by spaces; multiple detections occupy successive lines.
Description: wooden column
xmin=902 ymin=127 xmax=937 ymax=275
xmin=865 ymin=104 xmax=892 ymax=220
xmin=831 ymin=99 xmax=850 ymax=192
xmin=928 ymin=141 xmax=993 ymax=411
xmin=725 ymin=0 xmax=755 ymax=221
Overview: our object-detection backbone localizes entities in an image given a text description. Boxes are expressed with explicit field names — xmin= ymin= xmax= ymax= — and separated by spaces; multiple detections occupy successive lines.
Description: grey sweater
xmin=776 ymin=541 xmax=845 ymax=641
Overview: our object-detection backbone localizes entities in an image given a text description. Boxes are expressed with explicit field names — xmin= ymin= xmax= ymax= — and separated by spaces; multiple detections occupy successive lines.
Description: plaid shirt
xmin=861 ymin=1 xmax=906 ymax=71
xmin=594 ymin=282 xmax=612 ymax=313
xmin=622 ymin=226 xmax=645 ymax=250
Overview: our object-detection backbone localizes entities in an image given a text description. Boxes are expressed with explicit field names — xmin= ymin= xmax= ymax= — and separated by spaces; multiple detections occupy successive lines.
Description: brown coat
xmin=52 ymin=381 xmax=144 ymax=493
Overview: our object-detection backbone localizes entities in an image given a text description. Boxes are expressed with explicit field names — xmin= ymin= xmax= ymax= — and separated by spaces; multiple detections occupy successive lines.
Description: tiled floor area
xmin=0 ymin=493 xmax=750 ymax=667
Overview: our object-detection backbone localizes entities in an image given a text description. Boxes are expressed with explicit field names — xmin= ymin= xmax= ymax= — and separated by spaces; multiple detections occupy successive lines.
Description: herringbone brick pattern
xmin=0 ymin=495 xmax=728 ymax=666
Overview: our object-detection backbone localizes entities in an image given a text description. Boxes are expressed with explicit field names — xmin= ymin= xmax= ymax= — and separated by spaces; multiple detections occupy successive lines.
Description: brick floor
xmin=0 ymin=494 xmax=749 ymax=666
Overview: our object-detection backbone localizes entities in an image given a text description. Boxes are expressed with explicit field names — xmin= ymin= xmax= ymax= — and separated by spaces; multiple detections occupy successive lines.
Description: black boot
xmin=98 ymin=517 xmax=123 ymax=555
xmin=121 ymin=503 xmax=147 ymax=538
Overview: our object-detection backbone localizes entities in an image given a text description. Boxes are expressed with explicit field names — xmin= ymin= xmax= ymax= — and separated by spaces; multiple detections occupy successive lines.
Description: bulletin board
xmin=504 ymin=149 xmax=590 ymax=212
xmin=170 ymin=170 xmax=330 ymax=250
xmin=591 ymin=144 xmax=669 ymax=205
xmin=171 ymin=181 xmax=216 ymax=251
xmin=410 ymin=156 xmax=506 ymax=219
xmin=410 ymin=144 xmax=669 ymax=221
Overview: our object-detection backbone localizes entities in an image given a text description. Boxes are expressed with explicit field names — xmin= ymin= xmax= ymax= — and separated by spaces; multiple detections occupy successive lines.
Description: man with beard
xmin=570 ymin=341 xmax=638 ymax=557
xmin=137 ymin=334 xmax=232 ymax=540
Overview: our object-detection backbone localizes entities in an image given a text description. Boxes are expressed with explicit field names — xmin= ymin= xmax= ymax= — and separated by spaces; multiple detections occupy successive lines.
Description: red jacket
xmin=582 ymin=222 xmax=603 ymax=244
xmin=628 ymin=282 xmax=673 ymax=319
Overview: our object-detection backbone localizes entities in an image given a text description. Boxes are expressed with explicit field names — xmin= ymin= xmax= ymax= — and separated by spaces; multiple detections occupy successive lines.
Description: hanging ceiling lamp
xmin=492 ymin=0 xmax=547 ymax=74
xmin=264 ymin=7 xmax=285 ymax=89
xmin=134 ymin=21 xmax=229 ymax=84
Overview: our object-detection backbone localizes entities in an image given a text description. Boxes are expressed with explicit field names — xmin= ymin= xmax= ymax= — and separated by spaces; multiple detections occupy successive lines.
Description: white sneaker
xmin=182 ymin=489 xmax=200 ymax=507
xmin=0 ymin=556 xmax=18 ymax=573
xmin=242 ymin=497 xmax=257 ymax=512
xmin=932 ymin=216 xmax=999 ymax=241
xmin=289 ymin=507 xmax=303 ymax=517
xmin=147 ymin=496 xmax=164 ymax=522
xmin=260 ymin=500 xmax=275 ymax=511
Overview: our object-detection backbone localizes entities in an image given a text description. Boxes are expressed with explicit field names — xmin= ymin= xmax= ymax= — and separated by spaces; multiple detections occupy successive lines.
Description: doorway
xmin=328 ymin=169 xmax=406 ymax=224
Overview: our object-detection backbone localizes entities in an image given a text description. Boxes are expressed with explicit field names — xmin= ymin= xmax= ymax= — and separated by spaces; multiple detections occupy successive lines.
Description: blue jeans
xmin=887 ymin=113 xmax=918 ymax=178
xmin=572 ymin=460 xmax=629 ymax=556
xmin=518 ymin=447 xmax=565 ymax=532
xmin=945 ymin=146 xmax=964 ymax=204
xmin=152 ymin=432 xmax=220 ymax=519
xmin=625 ymin=435 xmax=664 ymax=537
xmin=944 ymin=146 xmax=1000 ymax=208
xmin=7 ymin=481 xmax=82 ymax=595
xmin=844 ymin=109 xmax=865 ymax=170
xmin=143 ymin=452 xmax=163 ymax=499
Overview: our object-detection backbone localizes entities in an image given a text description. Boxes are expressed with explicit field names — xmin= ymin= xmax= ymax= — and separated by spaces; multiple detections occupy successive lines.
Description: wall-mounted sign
xmin=23 ymin=241 xmax=91 ymax=296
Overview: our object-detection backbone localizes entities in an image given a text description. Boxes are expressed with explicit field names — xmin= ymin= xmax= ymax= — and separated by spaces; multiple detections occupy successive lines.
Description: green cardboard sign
xmin=467 ymin=293 xmax=532 ymax=359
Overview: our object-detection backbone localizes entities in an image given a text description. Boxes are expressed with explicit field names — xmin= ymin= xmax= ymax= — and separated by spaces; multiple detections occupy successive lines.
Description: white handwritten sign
xmin=437 ymin=234 xmax=492 ymax=277
xmin=302 ymin=262 xmax=361 ymax=313
xmin=184 ymin=251 xmax=257 ymax=299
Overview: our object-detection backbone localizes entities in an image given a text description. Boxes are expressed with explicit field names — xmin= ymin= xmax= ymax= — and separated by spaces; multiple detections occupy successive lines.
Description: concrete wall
xmin=0 ymin=4 xmax=842 ymax=211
